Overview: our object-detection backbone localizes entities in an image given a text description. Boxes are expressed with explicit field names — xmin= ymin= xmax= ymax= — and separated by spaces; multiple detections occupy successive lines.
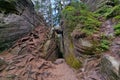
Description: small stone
xmin=6 ymin=66 xmax=16 ymax=71
xmin=116 ymin=41 xmax=120 ymax=45
xmin=54 ymin=59 xmax=65 ymax=65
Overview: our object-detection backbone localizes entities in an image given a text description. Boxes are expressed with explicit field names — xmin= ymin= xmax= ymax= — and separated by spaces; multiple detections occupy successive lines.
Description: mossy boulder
xmin=62 ymin=2 xmax=101 ymax=36
xmin=65 ymin=53 xmax=81 ymax=70
xmin=61 ymin=1 xmax=106 ymax=69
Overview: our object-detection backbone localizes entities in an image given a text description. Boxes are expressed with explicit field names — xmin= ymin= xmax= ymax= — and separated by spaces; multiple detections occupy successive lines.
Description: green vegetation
xmin=114 ymin=15 xmax=120 ymax=21
xmin=82 ymin=0 xmax=119 ymax=53
xmin=95 ymin=0 xmax=120 ymax=37
xmin=106 ymin=5 xmax=120 ymax=19
xmin=114 ymin=23 xmax=120 ymax=36
xmin=99 ymin=39 xmax=110 ymax=52
xmin=96 ymin=34 xmax=111 ymax=52
xmin=34 ymin=0 xmax=41 ymax=12
xmin=95 ymin=5 xmax=112 ymax=18
xmin=65 ymin=41 xmax=81 ymax=69
xmin=95 ymin=0 xmax=120 ymax=19
xmin=66 ymin=53 xmax=81 ymax=69
xmin=62 ymin=1 xmax=113 ymax=55
xmin=62 ymin=2 xmax=101 ymax=36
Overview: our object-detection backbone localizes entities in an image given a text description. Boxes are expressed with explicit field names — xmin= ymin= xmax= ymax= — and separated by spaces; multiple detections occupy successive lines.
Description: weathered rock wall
xmin=61 ymin=1 xmax=120 ymax=79
xmin=100 ymin=55 xmax=120 ymax=80
xmin=0 ymin=0 xmax=45 ymax=52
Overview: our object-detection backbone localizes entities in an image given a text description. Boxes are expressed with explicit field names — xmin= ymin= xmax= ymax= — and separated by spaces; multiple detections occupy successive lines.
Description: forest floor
xmin=0 ymin=51 xmax=78 ymax=80
xmin=46 ymin=59 xmax=78 ymax=80
xmin=0 ymin=51 xmax=101 ymax=80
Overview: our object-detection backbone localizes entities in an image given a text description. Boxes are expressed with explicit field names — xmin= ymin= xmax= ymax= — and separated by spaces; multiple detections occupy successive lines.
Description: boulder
xmin=100 ymin=54 xmax=120 ymax=80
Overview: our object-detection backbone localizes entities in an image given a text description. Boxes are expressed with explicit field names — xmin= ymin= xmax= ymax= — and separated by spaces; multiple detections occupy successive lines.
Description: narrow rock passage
xmin=0 ymin=25 xmax=77 ymax=80
xmin=0 ymin=16 xmax=119 ymax=80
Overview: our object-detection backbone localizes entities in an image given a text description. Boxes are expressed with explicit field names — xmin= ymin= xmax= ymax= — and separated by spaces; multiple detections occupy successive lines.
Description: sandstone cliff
xmin=61 ymin=0 xmax=120 ymax=80
xmin=0 ymin=0 xmax=45 ymax=52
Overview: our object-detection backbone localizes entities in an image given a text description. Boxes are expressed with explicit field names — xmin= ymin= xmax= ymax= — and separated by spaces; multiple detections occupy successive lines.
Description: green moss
xmin=95 ymin=34 xmax=111 ymax=52
xmin=114 ymin=23 xmax=120 ymax=36
xmin=106 ymin=5 xmax=120 ymax=19
xmin=99 ymin=39 xmax=110 ymax=51
xmin=114 ymin=15 xmax=120 ymax=20
xmin=95 ymin=0 xmax=120 ymax=19
xmin=64 ymin=37 xmax=81 ymax=69
xmin=65 ymin=53 xmax=81 ymax=70
xmin=99 ymin=5 xmax=120 ymax=19
xmin=62 ymin=2 xmax=101 ymax=36
xmin=95 ymin=5 xmax=112 ymax=18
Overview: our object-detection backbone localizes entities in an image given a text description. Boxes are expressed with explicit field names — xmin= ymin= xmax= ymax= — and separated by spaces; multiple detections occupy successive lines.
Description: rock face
xmin=100 ymin=54 xmax=120 ymax=80
xmin=0 ymin=24 xmax=74 ymax=80
xmin=71 ymin=29 xmax=100 ymax=56
xmin=8 ymin=25 xmax=59 ymax=61
xmin=0 ymin=22 xmax=60 ymax=80
xmin=0 ymin=0 xmax=45 ymax=52
xmin=61 ymin=1 xmax=120 ymax=79
xmin=99 ymin=19 xmax=120 ymax=80
xmin=0 ymin=0 xmax=60 ymax=79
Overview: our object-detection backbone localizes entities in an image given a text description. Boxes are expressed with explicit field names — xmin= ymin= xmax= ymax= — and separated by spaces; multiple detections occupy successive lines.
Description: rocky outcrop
xmin=0 ymin=0 xmax=45 ymax=52
xmin=99 ymin=19 xmax=120 ymax=80
xmin=73 ymin=19 xmax=120 ymax=80
xmin=8 ymin=25 xmax=59 ymax=61
xmin=0 ymin=0 xmax=61 ymax=79
xmin=100 ymin=54 xmax=120 ymax=80
xmin=61 ymin=2 xmax=120 ymax=79
xmin=0 ymin=16 xmax=60 ymax=80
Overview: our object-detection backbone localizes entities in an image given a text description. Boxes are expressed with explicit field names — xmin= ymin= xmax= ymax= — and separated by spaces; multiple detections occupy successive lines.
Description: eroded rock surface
xmin=0 ymin=0 xmax=45 ymax=52
xmin=100 ymin=54 xmax=120 ymax=80
xmin=0 ymin=24 xmax=62 ymax=80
